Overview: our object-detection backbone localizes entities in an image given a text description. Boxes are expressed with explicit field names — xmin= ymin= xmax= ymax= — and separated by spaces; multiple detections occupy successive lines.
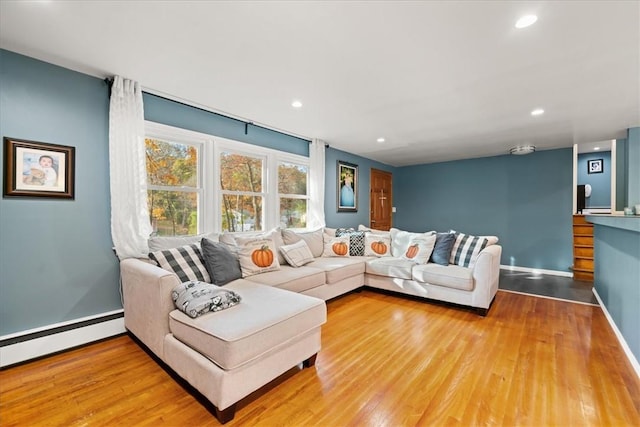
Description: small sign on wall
xmin=587 ymin=158 xmax=603 ymax=174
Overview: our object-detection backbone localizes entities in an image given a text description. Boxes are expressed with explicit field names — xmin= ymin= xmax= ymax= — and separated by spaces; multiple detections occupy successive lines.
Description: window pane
xmin=280 ymin=198 xmax=307 ymax=229
xmin=221 ymin=194 xmax=263 ymax=232
xmin=148 ymin=190 xmax=197 ymax=236
xmin=220 ymin=152 xmax=262 ymax=192
xmin=146 ymin=138 xmax=197 ymax=187
xmin=278 ymin=162 xmax=307 ymax=195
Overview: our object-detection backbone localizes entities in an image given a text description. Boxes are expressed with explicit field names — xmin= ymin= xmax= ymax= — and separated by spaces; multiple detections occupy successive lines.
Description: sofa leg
xmin=214 ymin=404 xmax=236 ymax=424
xmin=302 ymin=353 xmax=317 ymax=368
xmin=477 ymin=307 xmax=488 ymax=317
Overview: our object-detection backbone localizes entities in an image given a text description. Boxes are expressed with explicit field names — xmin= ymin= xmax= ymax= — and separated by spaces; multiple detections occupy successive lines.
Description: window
xmin=146 ymin=137 xmax=201 ymax=236
xmin=146 ymin=121 xmax=309 ymax=236
xmin=278 ymin=162 xmax=308 ymax=229
xmin=219 ymin=151 xmax=264 ymax=232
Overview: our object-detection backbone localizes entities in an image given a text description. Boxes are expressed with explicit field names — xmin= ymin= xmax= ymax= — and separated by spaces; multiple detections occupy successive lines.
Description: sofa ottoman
xmin=162 ymin=280 xmax=326 ymax=423
xmin=169 ymin=280 xmax=326 ymax=370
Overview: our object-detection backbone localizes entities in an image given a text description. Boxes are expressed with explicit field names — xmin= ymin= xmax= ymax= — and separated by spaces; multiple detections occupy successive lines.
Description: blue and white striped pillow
xmin=149 ymin=244 xmax=211 ymax=283
xmin=449 ymin=232 xmax=489 ymax=269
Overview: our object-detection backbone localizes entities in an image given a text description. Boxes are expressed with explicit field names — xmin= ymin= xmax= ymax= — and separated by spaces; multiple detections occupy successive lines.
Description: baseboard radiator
xmin=0 ymin=310 xmax=125 ymax=368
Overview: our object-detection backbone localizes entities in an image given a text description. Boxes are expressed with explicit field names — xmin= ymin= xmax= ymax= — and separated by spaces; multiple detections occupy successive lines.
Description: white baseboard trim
xmin=592 ymin=288 xmax=640 ymax=379
xmin=0 ymin=310 xmax=125 ymax=368
xmin=500 ymin=265 xmax=573 ymax=278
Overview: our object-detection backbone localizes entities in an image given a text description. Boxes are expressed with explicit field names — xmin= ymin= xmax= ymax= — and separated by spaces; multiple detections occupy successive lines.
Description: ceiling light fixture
xmin=510 ymin=145 xmax=536 ymax=155
xmin=377 ymin=137 xmax=385 ymax=143
xmin=594 ymin=147 xmax=600 ymax=151
xmin=291 ymin=100 xmax=303 ymax=108
xmin=531 ymin=108 xmax=544 ymax=116
xmin=515 ymin=15 xmax=538 ymax=29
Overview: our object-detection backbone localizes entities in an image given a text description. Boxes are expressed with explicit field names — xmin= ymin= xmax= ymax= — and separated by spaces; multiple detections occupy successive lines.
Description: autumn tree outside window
xmin=145 ymin=137 xmax=201 ymax=236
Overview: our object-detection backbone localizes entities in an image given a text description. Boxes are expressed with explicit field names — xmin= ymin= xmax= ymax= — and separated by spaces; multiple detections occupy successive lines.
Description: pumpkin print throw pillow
xmin=364 ymin=233 xmax=391 ymax=257
xmin=238 ymin=238 xmax=281 ymax=277
xmin=322 ymin=234 xmax=351 ymax=257
xmin=401 ymin=234 xmax=437 ymax=264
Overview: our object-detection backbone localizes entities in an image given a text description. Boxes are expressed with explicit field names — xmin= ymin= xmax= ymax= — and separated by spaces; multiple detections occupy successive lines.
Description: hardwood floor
xmin=1 ymin=290 xmax=639 ymax=426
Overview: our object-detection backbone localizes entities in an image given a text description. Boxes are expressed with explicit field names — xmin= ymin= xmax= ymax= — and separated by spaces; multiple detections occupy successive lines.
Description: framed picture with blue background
xmin=337 ymin=160 xmax=358 ymax=212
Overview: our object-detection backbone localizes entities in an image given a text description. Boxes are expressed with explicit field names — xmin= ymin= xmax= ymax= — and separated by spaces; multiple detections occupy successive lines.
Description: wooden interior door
xmin=370 ymin=168 xmax=393 ymax=231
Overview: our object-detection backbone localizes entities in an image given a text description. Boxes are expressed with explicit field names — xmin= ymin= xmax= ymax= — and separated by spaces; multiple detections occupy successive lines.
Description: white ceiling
xmin=1 ymin=1 xmax=638 ymax=166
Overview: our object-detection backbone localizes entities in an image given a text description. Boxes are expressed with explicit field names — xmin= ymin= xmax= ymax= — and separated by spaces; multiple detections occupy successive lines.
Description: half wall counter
xmin=585 ymin=214 xmax=640 ymax=371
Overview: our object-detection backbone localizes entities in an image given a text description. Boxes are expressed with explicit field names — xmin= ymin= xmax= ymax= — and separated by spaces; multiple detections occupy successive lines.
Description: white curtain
xmin=307 ymin=139 xmax=326 ymax=229
xmin=109 ymin=76 xmax=152 ymax=259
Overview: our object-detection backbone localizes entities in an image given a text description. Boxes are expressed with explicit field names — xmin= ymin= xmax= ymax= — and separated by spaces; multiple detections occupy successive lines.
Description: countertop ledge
xmin=586 ymin=215 xmax=640 ymax=233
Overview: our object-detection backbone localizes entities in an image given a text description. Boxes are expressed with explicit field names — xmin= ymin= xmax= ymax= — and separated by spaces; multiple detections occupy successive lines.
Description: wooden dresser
xmin=572 ymin=215 xmax=594 ymax=282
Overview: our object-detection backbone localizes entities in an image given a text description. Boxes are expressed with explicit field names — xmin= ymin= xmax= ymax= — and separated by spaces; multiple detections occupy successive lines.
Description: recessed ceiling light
xmin=377 ymin=137 xmax=385 ymax=143
xmin=515 ymin=15 xmax=538 ymax=29
xmin=291 ymin=100 xmax=303 ymax=108
xmin=531 ymin=108 xmax=544 ymax=116
xmin=594 ymin=147 xmax=600 ymax=151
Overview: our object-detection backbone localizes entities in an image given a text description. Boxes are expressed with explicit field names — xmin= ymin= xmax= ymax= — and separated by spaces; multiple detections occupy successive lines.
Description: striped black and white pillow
xmin=449 ymin=232 xmax=489 ymax=269
xmin=149 ymin=244 xmax=211 ymax=283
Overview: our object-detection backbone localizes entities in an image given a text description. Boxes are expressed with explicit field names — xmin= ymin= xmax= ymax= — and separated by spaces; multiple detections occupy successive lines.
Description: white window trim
xmin=145 ymin=121 xmax=309 ymax=235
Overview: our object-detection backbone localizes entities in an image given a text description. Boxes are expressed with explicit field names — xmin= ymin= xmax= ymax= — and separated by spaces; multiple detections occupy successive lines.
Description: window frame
xmin=213 ymin=137 xmax=309 ymax=234
xmin=145 ymin=122 xmax=212 ymax=235
xmin=145 ymin=121 xmax=310 ymax=236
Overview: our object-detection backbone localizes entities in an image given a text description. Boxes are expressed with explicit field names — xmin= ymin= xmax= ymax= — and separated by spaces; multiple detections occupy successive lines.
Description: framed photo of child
xmin=337 ymin=160 xmax=358 ymax=212
xmin=3 ymin=137 xmax=75 ymax=199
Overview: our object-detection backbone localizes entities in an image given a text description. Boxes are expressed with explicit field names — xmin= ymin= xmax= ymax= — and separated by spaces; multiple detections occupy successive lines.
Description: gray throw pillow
xmin=201 ymin=238 xmax=242 ymax=286
xmin=430 ymin=232 xmax=456 ymax=266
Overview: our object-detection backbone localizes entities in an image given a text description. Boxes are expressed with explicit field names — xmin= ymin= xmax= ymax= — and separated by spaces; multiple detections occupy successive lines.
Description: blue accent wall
xmin=394 ymin=149 xmax=574 ymax=271
xmin=143 ymin=93 xmax=309 ymax=156
xmin=577 ymin=151 xmax=611 ymax=208
xmin=324 ymin=147 xmax=396 ymax=229
xmin=0 ymin=50 xmax=119 ymax=335
xmin=591 ymin=218 xmax=640 ymax=363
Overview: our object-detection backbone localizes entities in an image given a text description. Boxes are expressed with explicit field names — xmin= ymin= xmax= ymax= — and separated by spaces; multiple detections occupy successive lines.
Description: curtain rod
xmin=104 ymin=78 xmax=312 ymax=143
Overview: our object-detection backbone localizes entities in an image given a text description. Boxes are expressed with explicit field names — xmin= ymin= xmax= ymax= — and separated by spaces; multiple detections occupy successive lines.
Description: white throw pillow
xmin=280 ymin=239 xmax=315 ymax=267
xmin=322 ymin=234 xmax=350 ymax=257
xmin=237 ymin=238 xmax=281 ymax=277
xmin=364 ymin=233 xmax=391 ymax=257
xmin=390 ymin=228 xmax=435 ymax=257
xmin=401 ymin=234 xmax=437 ymax=264
xmin=224 ymin=227 xmax=286 ymax=265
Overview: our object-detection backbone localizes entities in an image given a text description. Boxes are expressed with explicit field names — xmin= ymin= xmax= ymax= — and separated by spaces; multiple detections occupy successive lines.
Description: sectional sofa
xmin=120 ymin=226 xmax=501 ymax=423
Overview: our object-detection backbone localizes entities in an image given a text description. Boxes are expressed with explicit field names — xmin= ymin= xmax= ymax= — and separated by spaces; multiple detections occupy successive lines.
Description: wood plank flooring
xmin=1 ymin=290 xmax=639 ymax=426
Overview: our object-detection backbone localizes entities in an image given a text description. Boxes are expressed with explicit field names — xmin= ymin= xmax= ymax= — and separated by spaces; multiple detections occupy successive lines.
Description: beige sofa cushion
xmin=411 ymin=263 xmax=474 ymax=291
xmin=365 ymin=257 xmax=414 ymax=280
xmin=282 ymin=228 xmax=325 ymax=258
xmin=243 ymin=265 xmax=325 ymax=293
xmin=168 ymin=280 xmax=326 ymax=370
xmin=306 ymin=257 xmax=366 ymax=284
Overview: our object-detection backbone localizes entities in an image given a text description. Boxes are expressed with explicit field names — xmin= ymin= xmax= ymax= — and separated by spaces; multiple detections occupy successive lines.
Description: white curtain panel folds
xmin=109 ymin=76 xmax=152 ymax=259
xmin=308 ymin=139 xmax=326 ymax=229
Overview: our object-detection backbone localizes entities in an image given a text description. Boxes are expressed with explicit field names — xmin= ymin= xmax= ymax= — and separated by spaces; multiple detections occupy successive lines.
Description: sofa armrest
xmin=471 ymin=244 xmax=502 ymax=309
xmin=121 ymin=258 xmax=180 ymax=360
